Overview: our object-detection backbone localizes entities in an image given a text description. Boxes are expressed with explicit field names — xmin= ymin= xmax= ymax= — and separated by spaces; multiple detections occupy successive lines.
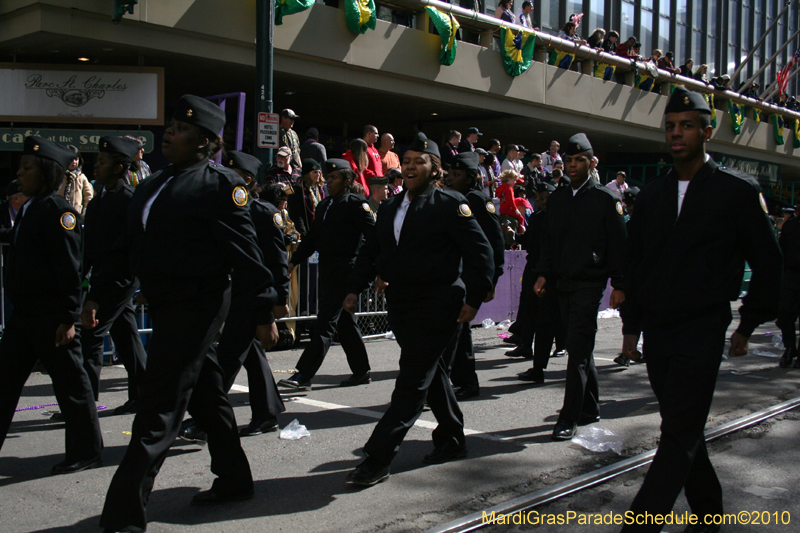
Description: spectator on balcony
xmin=501 ymin=144 xmax=522 ymax=173
xmin=648 ymin=49 xmax=662 ymax=66
xmin=487 ymin=138 xmax=503 ymax=177
xmin=740 ymin=81 xmax=761 ymax=99
xmin=631 ymin=41 xmax=643 ymax=60
xmin=299 ymin=127 xmax=327 ymax=168
xmin=280 ymin=109 xmax=302 ymax=169
xmin=694 ymin=64 xmax=710 ymax=84
xmin=710 ymin=74 xmax=731 ymax=91
xmin=558 ymin=21 xmax=586 ymax=45
xmin=386 ymin=167 xmax=403 ymax=197
xmin=342 ymin=138 xmax=375 ymax=191
xmin=517 ymin=1 xmax=536 ymax=30
xmin=442 ymin=130 xmax=461 ymax=169
xmin=679 ymin=58 xmax=694 ymax=78
xmin=459 ymin=127 xmax=482 ymax=153
xmin=541 ymin=140 xmax=562 ymax=173
xmin=288 ymin=158 xmax=326 ymax=237
xmin=495 ymin=0 xmax=516 ymax=24
xmin=265 ymin=146 xmax=300 ymax=185
xmin=602 ymin=30 xmax=619 ymax=54
xmin=658 ymin=51 xmax=680 ymax=74
xmin=587 ymin=28 xmax=606 ymax=50
xmin=378 ymin=133 xmax=400 ymax=175
xmin=617 ymin=36 xmax=637 ymax=58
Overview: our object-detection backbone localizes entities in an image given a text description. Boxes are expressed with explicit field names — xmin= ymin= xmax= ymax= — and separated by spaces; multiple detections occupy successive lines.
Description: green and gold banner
xmin=548 ymin=49 xmax=574 ymax=70
xmin=426 ymin=7 xmax=460 ymax=66
xmin=594 ymin=62 xmax=615 ymax=80
xmin=275 ymin=0 xmax=314 ymax=25
xmin=771 ymin=114 xmax=785 ymax=145
xmin=346 ymin=0 xmax=376 ymax=34
xmin=703 ymin=93 xmax=717 ymax=128
xmin=728 ymin=100 xmax=743 ymax=135
xmin=500 ymin=27 xmax=536 ymax=76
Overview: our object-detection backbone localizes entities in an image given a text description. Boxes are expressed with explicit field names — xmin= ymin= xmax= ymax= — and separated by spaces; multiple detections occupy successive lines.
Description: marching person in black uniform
xmin=343 ymin=133 xmax=493 ymax=486
xmin=777 ymin=208 xmax=800 ymax=368
xmin=82 ymin=136 xmax=147 ymax=415
xmin=277 ymin=159 xmax=375 ymax=390
xmin=534 ymin=133 xmax=626 ymax=440
xmin=614 ymin=186 xmax=642 ymax=367
xmin=443 ymin=152 xmax=504 ymax=398
xmin=100 ymin=96 xmax=279 ymax=533
xmin=619 ymin=86 xmax=782 ymax=533
xmin=178 ymin=151 xmax=289 ymax=443
xmin=0 ymin=136 xmax=103 ymax=474
xmin=518 ymin=181 xmax=567 ymax=383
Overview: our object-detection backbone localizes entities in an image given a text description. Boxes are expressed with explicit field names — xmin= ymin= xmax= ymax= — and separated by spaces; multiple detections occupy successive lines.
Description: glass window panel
xmin=693 ymin=30 xmax=703 ymax=68
xmin=743 ymin=6 xmax=752 ymax=49
xmin=755 ymin=11 xmax=763 ymax=35
xmin=693 ymin=0 xmax=704 ymax=29
xmin=658 ymin=16 xmax=671 ymax=53
xmin=588 ymin=0 xmax=604 ymax=31
xmin=709 ymin=0 xmax=718 ymax=36
xmin=539 ymin=0 xmax=561 ymax=30
xmin=707 ymin=36 xmax=717 ymax=75
xmin=660 ymin=0 xmax=670 ymax=17
xmin=677 ymin=23 xmax=689 ymax=62
xmin=729 ymin=2 xmax=740 ymax=45
xmin=567 ymin=0 xmax=582 ymax=18
xmin=642 ymin=0 xmax=653 ymax=10
xmin=622 ymin=2 xmax=635 ymax=40
xmin=641 ymin=10 xmax=653 ymax=51
xmin=729 ymin=44 xmax=738 ymax=73
xmin=483 ymin=0 xmax=497 ymax=13
xmin=677 ymin=0 xmax=687 ymax=24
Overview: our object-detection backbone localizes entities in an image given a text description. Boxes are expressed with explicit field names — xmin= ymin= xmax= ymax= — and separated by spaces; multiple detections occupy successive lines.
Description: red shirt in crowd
xmin=342 ymin=151 xmax=375 ymax=191
xmin=366 ymin=144 xmax=383 ymax=177
xmin=496 ymin=183 xmax=525 ymax=227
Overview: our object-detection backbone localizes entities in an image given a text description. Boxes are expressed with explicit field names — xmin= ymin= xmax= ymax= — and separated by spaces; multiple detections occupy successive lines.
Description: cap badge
xmin=331 ymin=163 xmax=337 ymax=169
xmin=232 ymin=185 xmax=248 ymax=207
xmin=684 ymin=96 xmax=690 ymax=105
xmin=186 ymin=109 xmax=193 ymax=117
xmin=458 ymin=203 xmax=473 ymax=217
xmin=486 ymin=201 xmax=496 ymax=214
xmin=616 ymin=202 xmax=624 ymax=216
xmin=60 ymin=212 xmax=77 ymax=231
xmin=103 ymin=142 xmax=107 ymax=148
xmin=362 ymin=202 xmax=371 ymax=212
xmin=33 ymin=144 xmax=40 ymax=151
xmin=576 ymin=144 xmax=581 ymax=150
xmin=273 ymin=212 xmax=284 ymax=228
xmin=423 ymin=141 xmax=428 ymax=149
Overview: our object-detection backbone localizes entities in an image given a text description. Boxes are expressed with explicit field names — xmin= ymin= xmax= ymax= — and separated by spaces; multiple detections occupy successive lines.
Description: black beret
xmin=451 ymin=152 xmax=479 ymax=172
xmin=467 ymin=127 xmax=483 ymax=136
xmin=301 ymin=158 xmax=321 ymax=175
xmin=623 ymin=186 xmax=641 ymax=203
xmin=325 ymin=158 xmax=351 ymax=175
xmin=23 ymin=136 xmax=75 ymax=169
xmin=665 ymin=86 xmax=711 ymax=115
xmin=565 ymin=133 xmax=593 ymax=155
xmin=368 ymin=176 xmax=389 ymax=186
xmin=98 ymin=136 xmax=140 ymax=160
xmin=224 ymin=151 xmax=262 ymax=178
xmin=405 ymin=132 xmax=440 ymax=159
xmin=535 ymin=182 xmax=556 ymax=192
xmin=173 ymin=95 xmax=226 ymax=136
xmin=6 ymin=180 xmax=20 ymax=197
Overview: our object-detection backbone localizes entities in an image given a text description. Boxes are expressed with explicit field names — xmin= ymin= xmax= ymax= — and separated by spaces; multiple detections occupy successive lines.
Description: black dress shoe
xmin=551 ymin=420 xmax=577 ymax=440
xmin=178 ymin=420 xmax=208 ymax=445
xmin=503 ymin=335 xmax=522 ymax=345
xmin=504 ymin=346 xmax=533 ymax=359
xmin=423 ymin=441 xmax=468 ymax=464
xmin=51 ymin=454 xmax=102 ymax=475
xmin=239 ymin=417 xmax=279 ymax=437
xmin=613 ymin=354 xmax=630 ymax=367
xmin=191 ymin=487 xmax=254 ymax=506
xmin=518 ymin=368 xmax=544 ymax=383
xmin=454 ymin=384 xmax=480 ymax=399
xmin=551 ymin=349 xmax=567 ymax=358
xmin=346 ymin=457 xmax=390 ymax=486
xmin=115 ymin=399 xmax=138 ymax=415
xmin=277 ymin=372 xmax=311 ymax=390
xmin=340 ymin=371 xmax=371 ymax=387
xmin=578 ymin=413 xmax=600 ymax=426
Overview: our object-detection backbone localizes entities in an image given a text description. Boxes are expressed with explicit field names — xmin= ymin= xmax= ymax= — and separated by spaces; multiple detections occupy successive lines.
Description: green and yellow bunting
xmin=275 ymin=0 xmax=314 ymax=25
xmin=594 ymin=62 xmax=615 ymax=80
xmin=794 ymin=119 xmax=800 ymax=148
xmin=634 ymin=73 xmax=656 ymax=92
xmin=728 ymin=100 xmax=743 ymax=135
xmin=425 ymin=7 xmax=459 ymax=66
xmin=500 ymin=27 xmax=536 ymax=76
xmin=345 ymin=0 xmax=376 ymax=34
xmin=771 ymin=115 xmax=785 ymax=145
xmin=702 ymin=93 xmax=717 ymax=128
xmin=548 ymin=49 xmax=575 ymax=70
xmin=752 ymin=107 xmax=762 ymax=122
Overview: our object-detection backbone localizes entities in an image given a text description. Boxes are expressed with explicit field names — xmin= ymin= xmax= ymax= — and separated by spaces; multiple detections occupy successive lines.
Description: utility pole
xmin=255 ymin=0 xmax=275 ymax=181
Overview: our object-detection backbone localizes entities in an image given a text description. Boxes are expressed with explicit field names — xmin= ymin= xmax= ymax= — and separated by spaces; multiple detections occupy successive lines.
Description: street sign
xmin=257 ymin=112 xmax=279 ymax=149
xmin=0 ymin=128 xmax=155 ymax=153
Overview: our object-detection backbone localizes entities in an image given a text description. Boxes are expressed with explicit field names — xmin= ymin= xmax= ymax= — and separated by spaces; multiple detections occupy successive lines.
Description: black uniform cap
xmin=564 ymin=133 xmax=593 ymax=156
xmin=467 ymin=127 xmax=483 ymax=136
xmin=98 ymin=136 xmax=140 ymax=160
xmin=325 ymin=158 xmax=352 ymax=175
xmin=534 ymin=182 xmax=556 ymax=193
xmin=173 ymin=95 xmax=226 ymax=136
xmin=23 ymin=136 xmax=75 ymax=169
xmin=451 ymin=152 xmax=479 ymax=172
xmin=301 ymin=158 xmax=321 ymax=175
xmin=665 ymin=86 xmax=711 ymax=115
xmin=368 ymin=176 xmax=389 ymax=186
xmin=405 ymin=132 xmax=441 ymax=159
xmin=224 ymin=151 xmax=262 ymax=178
xmin=623 ymin=186 xmax=641 ymax=203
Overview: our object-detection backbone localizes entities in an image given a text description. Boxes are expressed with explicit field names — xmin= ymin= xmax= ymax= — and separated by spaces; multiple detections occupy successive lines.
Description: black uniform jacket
xmin=2 ymin=193 xmax=82 ymax=325
xmin=780 ymin=216 xmax=800 ymax=283
xmin=250 ymin=198 xmax=290 ymax=305
xmin=535 ymin=178 xmax=627 ymax=291
xmin=465 ymin=188 xmax=505 ymax=285
xmin=347 ymin=184 xmax=494 ymax=309
xmin=84 ymin=182 xmax=137 ymax=301
xmin=525 ymin=208 xmax=548 ymax=271
xmin=127 ymin=159 xmax=277 ymax=323
xmin=290 ymin=191 xmax=375 ymax=267
xmin=621 ymin=158 xmax=782 ymax=337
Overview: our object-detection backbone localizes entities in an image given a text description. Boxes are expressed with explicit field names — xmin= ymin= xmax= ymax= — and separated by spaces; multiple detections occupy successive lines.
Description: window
xmin=728 ymin=1 xmax=740 ymax=45
xmin=677 ymin=23 xmax=689 ymax=62
xmin=659 ymin=16 xmax=671 ymax=53
xmin=567 ymin=0 xmax=582 ymax=19
xmin=693 ymin=30 xmax=703 ymax=69
xmin=693 ymin=0 xmax=704 ymax=29
xmin=539 ymin=0 xmax=561 ymax=31
xmin=660 ymin=0 xmax=670 ymax=17
xmin=621 ymin=1 xmax=635 ymax=40
xmin=707 ymin=36 xmax=717 ymax=74
xmin=743 ymin=5 xmax=752 ymax=49
xmin=709 ymin=0 xmax=718 ymax=37
xmin=676 ymin=0 xmax=687 ymax=24
xmin=641 ymin=9 xmax=653 ymax=51
xmin=729 ymin=44 xmax=738 ymax=73
xmin=641 ymin=0 xmax=653 ymax=9
xmin=588 ymin=0 xmax=604 ymax=31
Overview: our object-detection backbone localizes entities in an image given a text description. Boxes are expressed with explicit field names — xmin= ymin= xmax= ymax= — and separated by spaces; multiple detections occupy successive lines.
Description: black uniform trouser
xmin=100 ymin=282 xmax=252 ymax=532
xmin=557 ymin=286 xmax=604 ymax=423
xmin=450 ymin=324 xmax=478 ymax=388
xmin=0 ymin=314 xmax=102 ymax=462
xmin=532 ymin=288 xmax=562 ymax=371
xmin=82 ymin=284 xmax=147 ymax=402
xmin=621 ymin=310 xmax=729 ymax=533
xmin=776 ymin=274 xmax=800 ymax=352
xmin=364 ymin=285 xmax=465 ymax=466
xmin=213 ymin=299 xmax=285 ymax=422
xmin=509 ymin=268 xmax=536 ymax=347
xmin=295 ymin=263 xmax=370 ymax=378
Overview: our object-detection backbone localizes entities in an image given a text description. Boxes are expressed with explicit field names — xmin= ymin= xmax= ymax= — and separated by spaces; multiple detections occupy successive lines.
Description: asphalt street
xmin=1 ymin=306 xmax=799 ymax=532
